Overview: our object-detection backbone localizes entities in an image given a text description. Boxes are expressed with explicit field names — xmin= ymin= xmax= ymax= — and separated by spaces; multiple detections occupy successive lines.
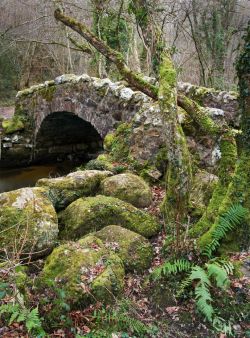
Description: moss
xmin=95 ymin=225 xmax=153 ymax=272
xmin=38 ymin=235 xmax=124 ymax=307
xmin=38 ymin=85 xmax=56 ymax=102
xmin=2 ymin=116 xmax=24 ymax=134
xmin=103 ymin=133 xmax=116 ymax=151
xmin=109 ymin=123 xmax=133 ymax=161
xmin=190 ymin=133 xmax=237 ymax=240
xmin=198 ymin=151 xmax=250 ymax=253
xmin=101 ymin=173 xmax=152 ymax=208
xmin=59 ymin=195 xmax=161 ymax=240
xmin=84 ymin=154 xmax=114 ymax=171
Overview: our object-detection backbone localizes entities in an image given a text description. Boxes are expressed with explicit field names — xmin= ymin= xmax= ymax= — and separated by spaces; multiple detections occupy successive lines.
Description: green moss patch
xmin=95 ymin=225 xmax=153 ymax=272
xmin=59 ymin=195 xmax=160 ymax=240
xmin=2 ymin=116 xmax=24 ymax=134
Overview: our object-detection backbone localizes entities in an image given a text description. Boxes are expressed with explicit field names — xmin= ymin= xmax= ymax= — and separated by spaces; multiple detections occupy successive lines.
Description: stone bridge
xmin=0 ymin=74 xmax=151 ymax=167
xmin=0 ymin=73 xmax=239 ymax=169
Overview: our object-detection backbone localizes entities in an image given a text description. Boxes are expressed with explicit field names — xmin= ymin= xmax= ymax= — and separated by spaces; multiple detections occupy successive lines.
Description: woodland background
xmin=1 ymin=0 xmax=250 ymax=105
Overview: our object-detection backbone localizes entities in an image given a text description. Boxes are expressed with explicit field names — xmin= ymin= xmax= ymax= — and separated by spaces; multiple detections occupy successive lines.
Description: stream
xmin=0 ymin=162 xmax=75 ymax=193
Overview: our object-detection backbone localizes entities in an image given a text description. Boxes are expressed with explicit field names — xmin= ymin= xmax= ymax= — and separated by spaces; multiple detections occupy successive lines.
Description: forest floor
xmin=0 ymin=186 xmax=249 ymax=338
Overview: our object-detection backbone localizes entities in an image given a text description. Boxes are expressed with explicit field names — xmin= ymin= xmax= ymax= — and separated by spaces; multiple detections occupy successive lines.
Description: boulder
xmin=38 ymin=235 xmax=124 ymax=306
xmin=101 ymin=173 xmax=152 ymax=208
xmin=0 ymin=187 xmax=58 ymax=258
xmin=95 ymin=225 xmax=153 ymax=272
xmin=36 ymin=170 xmax=112 ymax=210
xmin=59 ymin=195 xmax=160 ymax=240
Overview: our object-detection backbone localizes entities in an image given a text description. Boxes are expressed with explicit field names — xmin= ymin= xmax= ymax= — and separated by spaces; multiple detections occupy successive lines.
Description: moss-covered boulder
xmin=101 ymin=173 xmax=152 ymax=208
xmin=0 ymin=187 xmax=58 ymax=257
xmin=38 ymin=235 xmax=124 ymax=306
xmin=59 ymin=195 xmax=160 ymax=240
xmin=95 ymin=225 xmax=153 ymax=272
xmin=36 ymin=170 xmax=112 ymax=210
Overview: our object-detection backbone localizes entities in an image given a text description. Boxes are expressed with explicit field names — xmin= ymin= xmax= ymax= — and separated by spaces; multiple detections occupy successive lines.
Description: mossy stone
xmin=2 ymin=116 xmax=24 ymax=134
xmin=101 ymin=173 xmax=152 ymax=208
xmin=95 ymin=225 xmax=153 ymax=272
xmin=0 ymin=187 xmax=58 ymax=258
xmin=38 ymin=235 xmax=125 ymax=306
xmin=84 ymin=155 xmax=114 ymax=172
xmin=36 ymin=170 xmax=112 ymax=210
xmin=59 ymin=195 xmax=160 ymax=240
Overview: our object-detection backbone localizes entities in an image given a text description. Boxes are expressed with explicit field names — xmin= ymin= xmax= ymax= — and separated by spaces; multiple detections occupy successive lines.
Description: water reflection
xmin=0 ymin=162 xmax=74 ymax=193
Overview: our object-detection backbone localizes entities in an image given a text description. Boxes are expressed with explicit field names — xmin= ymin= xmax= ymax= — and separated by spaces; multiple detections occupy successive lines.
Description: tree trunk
xmin=193 ymin=24 xmax=250 ymax=254
xmin=159 ymin=55 xmax=192 ymax=245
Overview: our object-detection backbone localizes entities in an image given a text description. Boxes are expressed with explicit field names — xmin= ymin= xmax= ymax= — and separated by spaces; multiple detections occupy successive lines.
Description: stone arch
xmin=34 ymin=111 xmax=103 ymax=163
xmin=22 ymin=75 xmax=149 ymax=140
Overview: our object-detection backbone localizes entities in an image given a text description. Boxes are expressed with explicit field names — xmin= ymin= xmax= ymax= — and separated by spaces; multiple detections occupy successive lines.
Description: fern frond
xmin=95 ymin=308 xmax=151 ymax=335
xmin=203 ymin=204 xmax=248 ymax=258
xmin=176 ymin=276 xmax=192 ymax=297
xmin=189 ymin=266 xmax=211 ymax=286
xmin=217 ymin=260 xmax=234 ymax=275
xmin=151 ymin=259 xmax=193 ymax=280
xmin=206 ymin=263 xmax=229 ymax=289
xmin=195 ymin=282 xmax=214 ymax=322
xmin=25 ymin=307 xmax=42 ymax=332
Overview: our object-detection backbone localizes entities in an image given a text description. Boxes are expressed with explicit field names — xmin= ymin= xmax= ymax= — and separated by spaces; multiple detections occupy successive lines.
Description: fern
xmin=151 ymin=259 xmax=193 ymax=281
xmin=195 ymin=282 xmax=214 ymax=322
xmin=0 ymin=303 xmax=44 ymax=336
xmin=93 ymin=302 xmax=157 ymax=336
xmin=177 ymin=260 xmax=233 ymax=334
xmin=203 ymin=204 xmax=248 ymax=258
xmin=25 ymin=307 xmax=42 ymax=332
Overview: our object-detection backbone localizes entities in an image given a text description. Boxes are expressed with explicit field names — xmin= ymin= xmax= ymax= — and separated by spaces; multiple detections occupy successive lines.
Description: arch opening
xmin=34 ymin=111 xmax=103 ymax=164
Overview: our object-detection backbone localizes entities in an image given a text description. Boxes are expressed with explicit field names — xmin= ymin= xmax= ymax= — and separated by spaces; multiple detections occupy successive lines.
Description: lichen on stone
xmin=37 ymin=170 xmax=112 ymax=210
xmin=101 ymin=173 xmax=152 ymax=208
xmin=0 ymin=187 xmax=58 ymax=258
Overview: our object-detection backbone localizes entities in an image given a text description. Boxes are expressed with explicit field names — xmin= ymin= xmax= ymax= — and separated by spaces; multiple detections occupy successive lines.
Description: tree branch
xmin=54 ymin=7 xmax=229 ymax=137
xmin=54 ymin=7 xmax=158 ymax=99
